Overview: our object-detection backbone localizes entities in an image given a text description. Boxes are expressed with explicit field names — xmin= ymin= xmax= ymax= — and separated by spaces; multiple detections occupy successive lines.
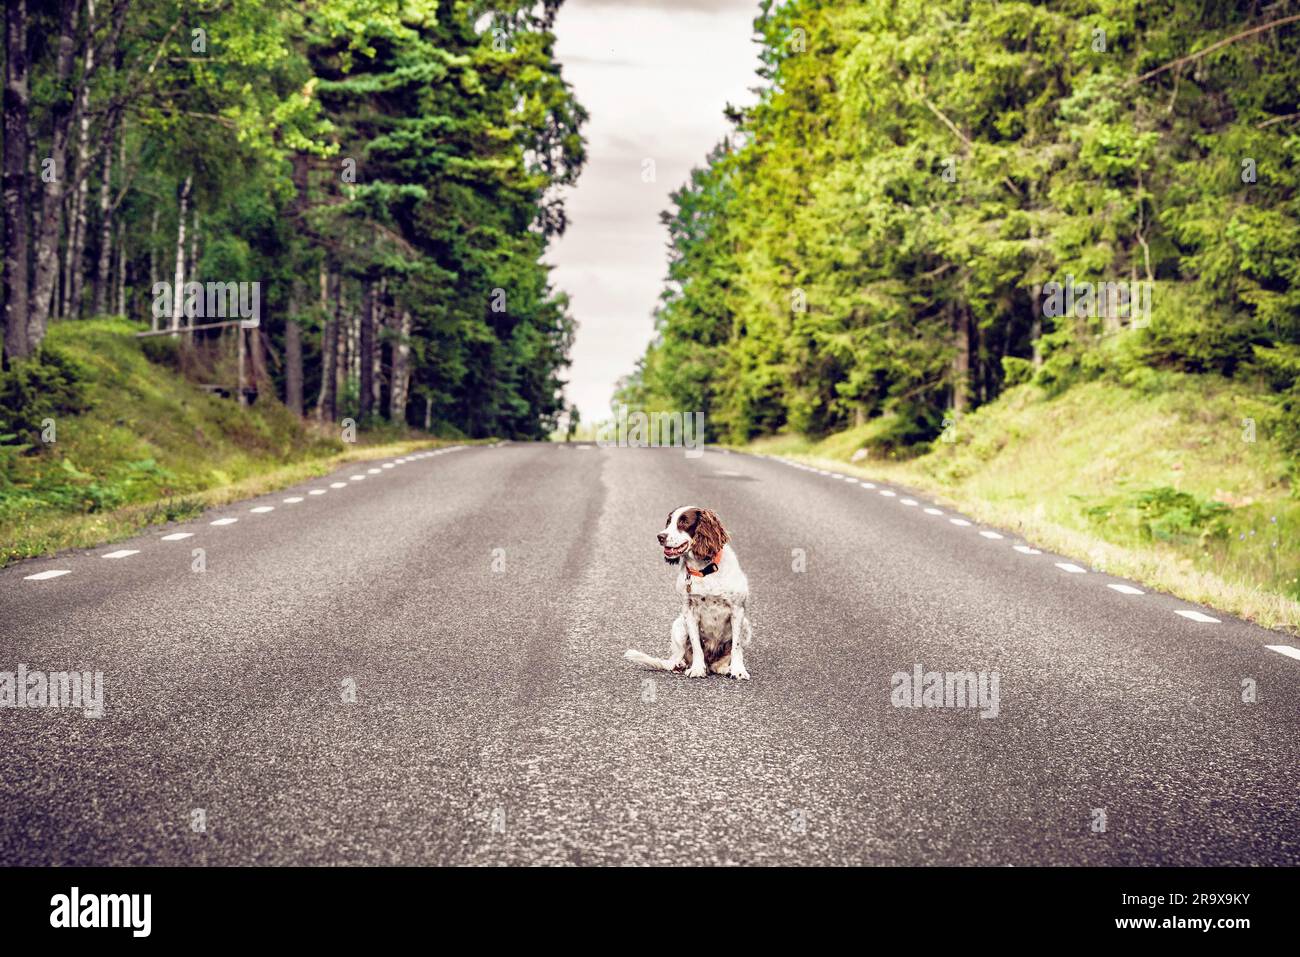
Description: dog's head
xmin=657 ymin=506 xmax=729 ymax=565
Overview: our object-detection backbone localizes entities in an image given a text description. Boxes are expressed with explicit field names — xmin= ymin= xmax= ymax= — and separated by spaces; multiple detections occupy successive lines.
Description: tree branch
xmin=1129 ymin=14 xmax=1300 ymax=86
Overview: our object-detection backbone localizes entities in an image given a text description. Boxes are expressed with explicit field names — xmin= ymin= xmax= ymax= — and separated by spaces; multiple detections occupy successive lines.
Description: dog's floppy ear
xmin=692 ymin=508 xmax=729 ymax=557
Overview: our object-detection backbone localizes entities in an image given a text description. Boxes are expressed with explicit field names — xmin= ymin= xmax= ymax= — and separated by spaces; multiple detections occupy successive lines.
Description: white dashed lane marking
xmin=1266 ymin=645 xmax=1300 ymax=661
xmin=381 ymin=463 xmax=394 ymax=469
xmin=11 ymin=448 xmax=468 ymax=585
xmin=770 ymin=457 xmax=1280 ymax=640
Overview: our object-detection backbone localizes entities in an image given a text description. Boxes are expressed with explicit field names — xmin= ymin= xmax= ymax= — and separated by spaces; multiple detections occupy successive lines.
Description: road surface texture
xmin=2 ymin=442 xmax=1297 ymax=865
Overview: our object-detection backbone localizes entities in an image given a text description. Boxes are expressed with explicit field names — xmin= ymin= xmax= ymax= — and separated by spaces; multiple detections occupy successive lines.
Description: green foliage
xmin=624 ymin=0 xmax=1300 ymax=475
xmin=1001 ymin=356 xmax=1033 ymax=388
xmin=0 ymin=347 xmax=90 ymax=446
xmin=7 ymin=0 xmax=585 ymax=441
xmin=0 ymin=319 xmax=337 ymax=533
xmin=1087 ymin=487 xmax=1231 ymax=546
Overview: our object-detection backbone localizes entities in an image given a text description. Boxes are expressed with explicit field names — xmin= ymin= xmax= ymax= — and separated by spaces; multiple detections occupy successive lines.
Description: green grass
xmin=746 ymin=372 xmax=1300 ymax=633
xmin=0 ymin=318 xmax=458 ymax=565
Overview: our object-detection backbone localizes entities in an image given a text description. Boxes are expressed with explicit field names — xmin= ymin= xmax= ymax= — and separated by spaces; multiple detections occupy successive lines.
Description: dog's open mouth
xmin=662 ymin=541 xmax=689 ymax=559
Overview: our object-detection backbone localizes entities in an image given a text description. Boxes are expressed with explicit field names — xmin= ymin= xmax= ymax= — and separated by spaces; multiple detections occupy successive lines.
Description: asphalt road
xmin=2 ymin=442 xmax=1297 ymax=865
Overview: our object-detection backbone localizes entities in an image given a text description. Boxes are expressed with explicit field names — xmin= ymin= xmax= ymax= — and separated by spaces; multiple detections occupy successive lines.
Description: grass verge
xmin=1 ymin=318 xmax=466 ymax=566
xmin=743 ymin=374 xmax=1299 ymax=634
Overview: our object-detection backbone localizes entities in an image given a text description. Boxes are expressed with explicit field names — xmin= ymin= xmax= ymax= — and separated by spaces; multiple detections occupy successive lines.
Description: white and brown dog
xmin=624 ymin=506 xmax=752 ymax=679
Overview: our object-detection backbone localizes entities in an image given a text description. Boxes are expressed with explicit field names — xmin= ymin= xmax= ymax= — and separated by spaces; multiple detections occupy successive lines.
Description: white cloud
xmin=547 ymin=0 xmax=761 ymax=422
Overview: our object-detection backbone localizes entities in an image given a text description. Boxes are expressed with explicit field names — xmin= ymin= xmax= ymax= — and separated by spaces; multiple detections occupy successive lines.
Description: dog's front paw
xmin=685 ymin=663 xmax=707 ymax=679
xmin=728 ymin=663 xmax=751 ymax=681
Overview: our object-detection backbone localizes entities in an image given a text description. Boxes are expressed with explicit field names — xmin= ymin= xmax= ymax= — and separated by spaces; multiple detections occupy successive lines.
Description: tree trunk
xmin=359 ymin=278 xmax=375 ymax=419
xmin=147 ymin=207 xmax=160 ymax=329
xmin=250 ymin=323 xmax=268 ymax=394
xmin=29 ymin=0 xmax=81 ymax=343
xmin=389 ymin=309 xmax=411 ymax=424
xmin=170 ymin=174 xmax=191 ymax=330
xmin=1030 ymin=285 xmax=1043 ymax=370
xmin=93 ymin=120 xmax=115 ymax=315
xmin=114 ymin=218 xmax=126 ymax=316
xmin=65 ymin=0 xmax=96 ymax=321
xmin=373 ymin=281 xmax=385 ymax=411
xmin=285 ymin=284 xmax=303 ymax=415
xmin=2 ymin=0 xmax=30 ymax=362
xmin=349 ymin=287 xmax=358 ymax=404
xmin=951 ymin=299 xmax=970 ymax=414
xmin=187 ymin=205 xmax=198 ymax=279
xmin=314 ymin=266 xmax=337 ymax=421
xmin=337 ymin=280 xmax=350 ymax=414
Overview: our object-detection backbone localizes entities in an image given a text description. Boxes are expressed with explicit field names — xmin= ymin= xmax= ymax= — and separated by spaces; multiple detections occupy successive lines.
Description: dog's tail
xmin=623 ymin=648 xmax=675 ymax=671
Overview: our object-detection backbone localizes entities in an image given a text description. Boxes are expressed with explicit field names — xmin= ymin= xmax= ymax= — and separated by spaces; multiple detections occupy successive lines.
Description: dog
xmin=623 ymin=505 xmax=752 ymax=679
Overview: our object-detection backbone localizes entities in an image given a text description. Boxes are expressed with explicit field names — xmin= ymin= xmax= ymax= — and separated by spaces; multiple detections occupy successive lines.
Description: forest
xmin=1 ymin=0 xmax=585 ymax=440
xmin=618 ymin=0 xmax=1300 ymax=468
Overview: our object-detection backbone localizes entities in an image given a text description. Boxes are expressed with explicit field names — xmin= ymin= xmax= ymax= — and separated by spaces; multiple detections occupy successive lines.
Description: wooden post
xmin=237 ymin=325 xmax=247 ymax=407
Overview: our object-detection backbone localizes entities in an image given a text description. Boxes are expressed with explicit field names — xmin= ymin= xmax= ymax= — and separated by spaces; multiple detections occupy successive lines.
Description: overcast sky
xmin=546 ymin=0 xmax=762 ymax=423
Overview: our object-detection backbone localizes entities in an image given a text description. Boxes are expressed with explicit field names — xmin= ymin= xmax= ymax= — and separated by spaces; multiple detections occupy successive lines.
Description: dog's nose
xmin=656 ymin=531 xmax=667 ymax=545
